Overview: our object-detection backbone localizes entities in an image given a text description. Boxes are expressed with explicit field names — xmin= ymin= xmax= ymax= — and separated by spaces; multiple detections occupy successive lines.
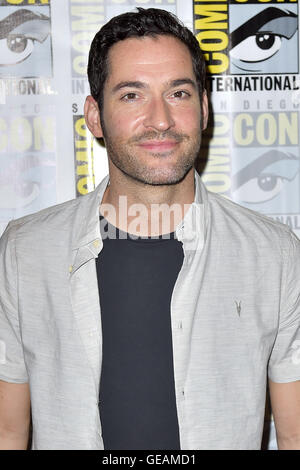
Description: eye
xmin=8 ymin=35 xmax=28 ymax=53
xmin=229 ymin=7 xmax=298 ymax=69
xmin=17 ymin=180 xmax=39 ymax=199
xmin=122 ymin=93 xmax=138 ymax=102
xmin=171 ymin=90 xmax=190 ymax=99
xmin=230 ymin=33 xmax=282 ymax=63
xmin=233 ymin=173 xmax=285 ymax=204
xmin=0 ymin=9 xmax=50 ymax=67
xmin=0 ymin=35 xmax=34 ymax=65
xmin=0 ymin=153 xmax=55 ymax=211
xmin=231 ymin=152 xmax=299 ymax=204
xmin=0 ymin=181 xmax=40 ymax=209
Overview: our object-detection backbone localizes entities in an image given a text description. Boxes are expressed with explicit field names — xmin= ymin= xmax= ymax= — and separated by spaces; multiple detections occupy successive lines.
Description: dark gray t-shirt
xmin=96 ymin=216 xmax=184 ymax=450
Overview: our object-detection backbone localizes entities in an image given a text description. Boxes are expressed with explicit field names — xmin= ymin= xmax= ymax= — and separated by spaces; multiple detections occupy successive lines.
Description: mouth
xmin=138 ymin=140 xmax=180 ymax=152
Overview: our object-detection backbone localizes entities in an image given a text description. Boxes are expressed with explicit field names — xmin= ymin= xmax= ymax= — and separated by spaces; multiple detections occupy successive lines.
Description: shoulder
xmin=1 ymin=190 xmax=96 ymax=247
xmin=206 ymin=189 xmax=299 ymax=252
xmin=7 ymin=197 xmax=81 ymax=237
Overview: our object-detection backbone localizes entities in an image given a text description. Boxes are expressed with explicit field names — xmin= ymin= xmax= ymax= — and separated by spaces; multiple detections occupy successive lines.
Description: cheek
xmin=172 ymin=100 xmax=201 ymax=122
xmin=108 ymin=109 xmax=145 ymax=138
xmin=177 ymin=108 xmax=201 ymax=132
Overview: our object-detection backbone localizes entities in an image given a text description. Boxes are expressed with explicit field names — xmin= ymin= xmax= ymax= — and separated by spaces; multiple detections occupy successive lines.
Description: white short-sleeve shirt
xmin=0 ymin=171 xmax=300 ymax=449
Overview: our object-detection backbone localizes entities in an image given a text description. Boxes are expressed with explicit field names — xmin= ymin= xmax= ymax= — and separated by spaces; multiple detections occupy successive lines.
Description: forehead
xmin=106 ymin=35 xmax=195 ymax=86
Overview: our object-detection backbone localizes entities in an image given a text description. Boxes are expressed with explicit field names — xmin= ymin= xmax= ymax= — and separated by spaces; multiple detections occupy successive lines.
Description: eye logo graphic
xmin=0 ymin=7 xmax=52 ymax=77
xmin=0 ymin=152 xmax=56 ymax=218
xmin=231 ymin=150 xmax=300 ymax=214
xmin=229 ymin=6 xmax=298 ymax=75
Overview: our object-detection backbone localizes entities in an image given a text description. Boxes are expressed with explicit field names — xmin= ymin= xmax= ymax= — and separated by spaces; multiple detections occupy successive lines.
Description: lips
xmin=138 ymin=140 xmax=179 ymax=152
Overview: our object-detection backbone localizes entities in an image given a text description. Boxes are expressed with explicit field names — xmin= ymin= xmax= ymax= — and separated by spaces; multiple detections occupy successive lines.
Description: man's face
xmin=91 ymin=35 xmax=207 ymax=186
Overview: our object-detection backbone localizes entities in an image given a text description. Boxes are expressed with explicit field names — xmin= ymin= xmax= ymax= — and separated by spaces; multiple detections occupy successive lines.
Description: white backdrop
xmin=0 ymin=0 xmax=299 ymax=449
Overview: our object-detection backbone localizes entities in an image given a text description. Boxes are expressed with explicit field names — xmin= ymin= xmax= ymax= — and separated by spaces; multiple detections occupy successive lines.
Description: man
xmin=0 ymin=8 xmax=300 ymax=450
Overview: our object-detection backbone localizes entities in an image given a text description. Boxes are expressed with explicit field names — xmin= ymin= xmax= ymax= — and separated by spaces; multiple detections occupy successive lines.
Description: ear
xmin=84 ymin=95 xmax=103 ymax=138
xmin=201 ymin=90 xmax=209 ymax=131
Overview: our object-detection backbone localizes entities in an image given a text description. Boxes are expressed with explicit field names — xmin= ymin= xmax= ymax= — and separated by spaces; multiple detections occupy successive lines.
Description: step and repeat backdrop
xmin=0 ymin=0 xmax=299 ymax=450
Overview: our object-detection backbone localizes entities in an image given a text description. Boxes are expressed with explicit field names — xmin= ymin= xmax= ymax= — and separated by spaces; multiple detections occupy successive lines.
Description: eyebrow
xmin=112 ymin=81 xmax=147 ymax=94
xmin=230 ymin=7 xmax=298 ymax=49
xmin=112 ymin=78 xmax=197 ymax=94
xmin=0 ymin=9 xmax=49 ymax=40
xmin=232 ymin=150 xmax=297 ymax=190
xmin=170 ymin=78 xmax=197 ymax=90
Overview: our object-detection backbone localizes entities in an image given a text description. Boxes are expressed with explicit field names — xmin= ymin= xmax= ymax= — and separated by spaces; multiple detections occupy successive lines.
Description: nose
xmin=143 ymin=97 xmax=175 ymax=132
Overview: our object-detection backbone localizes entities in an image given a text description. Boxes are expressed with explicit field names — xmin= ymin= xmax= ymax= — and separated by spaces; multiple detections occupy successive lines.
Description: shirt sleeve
xmin=0 ymin=222 xmax=28 ymax=383
xmin=268 ymin=229 xmax=300 ymax=383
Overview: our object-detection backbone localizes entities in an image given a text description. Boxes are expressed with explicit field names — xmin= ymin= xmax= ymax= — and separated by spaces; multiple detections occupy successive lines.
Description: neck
xmin=100 ymin=167 xmax=195 ymax=237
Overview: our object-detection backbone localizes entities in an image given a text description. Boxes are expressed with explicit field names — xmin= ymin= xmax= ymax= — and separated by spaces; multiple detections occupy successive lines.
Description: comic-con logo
xmin=202 ymin=111 xmax=300 ymax=215
xmin=229 ymin=4 xmax=298 ymax=75
xmin=0 ymin=112 xmax=56 ymax=217
xmin=0 ymin=1 xmax=52 ymax=77
xmin=194 ymin=0 xmax=298 ymax=75
xmin=73 ymin=115 xmax=95 ymax=196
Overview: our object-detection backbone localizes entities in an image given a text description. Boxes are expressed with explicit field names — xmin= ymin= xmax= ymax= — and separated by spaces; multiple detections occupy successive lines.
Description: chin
xmin=132 ymin=166 xmax=192 ymax=186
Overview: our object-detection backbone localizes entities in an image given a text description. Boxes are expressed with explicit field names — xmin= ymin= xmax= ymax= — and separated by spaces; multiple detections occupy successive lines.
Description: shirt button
xmin=69 ymin=265 xmax=73 ymax=273
xmin=178 ymin=321 xmax=183 ymax=330
xmin=93 ymin=239 xmax=100 ymax=248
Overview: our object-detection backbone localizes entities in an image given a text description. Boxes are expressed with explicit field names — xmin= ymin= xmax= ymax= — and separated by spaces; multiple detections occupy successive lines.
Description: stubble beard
xmin=101 ymin=124 xmax=202 ymax=186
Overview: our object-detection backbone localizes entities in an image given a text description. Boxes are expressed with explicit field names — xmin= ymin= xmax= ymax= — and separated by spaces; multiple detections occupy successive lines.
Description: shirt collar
xmin=70 ymin=170 xmax=207 ymax=274
xmin=174 ymin=171 xmax=206 ymax=252
xmin=70 ymin=175 xmax=109 ymax=274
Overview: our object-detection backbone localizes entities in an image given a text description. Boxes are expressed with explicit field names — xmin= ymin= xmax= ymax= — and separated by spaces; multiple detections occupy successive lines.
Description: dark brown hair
xmin=87 ymin=7 xmax=206 ymax=109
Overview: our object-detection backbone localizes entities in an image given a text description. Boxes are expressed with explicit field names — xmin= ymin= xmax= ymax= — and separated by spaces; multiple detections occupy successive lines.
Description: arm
xmin=0 ymin=224 xmax=30 ymax=449
xmin=0 ymin=380 xmax=31 ymax=450
xmin=269 ymin=379 xmax=300 ymax=450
